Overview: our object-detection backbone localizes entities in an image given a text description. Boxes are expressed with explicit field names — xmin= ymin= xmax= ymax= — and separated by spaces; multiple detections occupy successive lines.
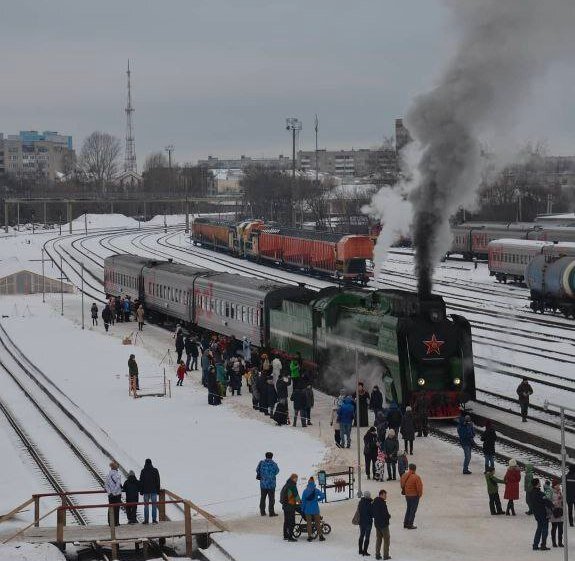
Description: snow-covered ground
xmin=0 ymin=215 xmax=572 ymax=560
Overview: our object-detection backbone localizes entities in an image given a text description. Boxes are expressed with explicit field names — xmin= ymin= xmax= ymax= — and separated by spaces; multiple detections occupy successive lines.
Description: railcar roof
xmin=261 ymin=227 xmax=351 ymax=243
xmin=147 ymin=262 xmax=211 ymax=276
xmin=201 ymin=272 xmax=289 ymax=292
xmin=107 ymin=254 xmax=152 ymax=265
xmin=488 ymin=238 xmax=550 ymax=247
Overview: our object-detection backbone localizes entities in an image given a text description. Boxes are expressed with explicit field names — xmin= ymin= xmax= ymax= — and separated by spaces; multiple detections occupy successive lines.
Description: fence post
xmin=159 ymin=490 xmax=166 ymax=522
xmin=109 ymin=506 xmax=118 ymax=560
xmin=184 ymin=500 xmax=193 ymax=558
xmin=163 ymin=368 xmax=166 ymax=397
xmin=33 ymin=495 xmax=40 ymax=527
xmin=56 ymin=507 xmax=65 ymax=549
xmin=168 ymin=379 xmax=172 ymax=398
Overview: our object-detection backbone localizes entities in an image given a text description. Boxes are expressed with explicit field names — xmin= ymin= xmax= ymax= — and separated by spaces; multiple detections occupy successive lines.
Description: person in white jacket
xmin=105 ymin=461 xmax=123 ymax=526
xmin=272 ymin=357 xmax=282 ymax=385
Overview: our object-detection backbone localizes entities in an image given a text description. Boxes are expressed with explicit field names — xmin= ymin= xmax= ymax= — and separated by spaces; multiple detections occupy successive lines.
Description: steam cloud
xmin=367 ymin=0 xmax=575 ymax=295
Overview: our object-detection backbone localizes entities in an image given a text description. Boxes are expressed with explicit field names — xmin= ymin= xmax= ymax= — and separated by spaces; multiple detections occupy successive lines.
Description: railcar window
xmin=242 ymin=306 xmax=246 ymax=323
xmin=230 ymin=304 xmax=235 ymax=319
xmin=225 ymin=302 xmax=230 ymax=317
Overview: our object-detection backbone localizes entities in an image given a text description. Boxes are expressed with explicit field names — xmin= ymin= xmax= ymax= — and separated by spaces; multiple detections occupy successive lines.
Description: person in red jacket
xmin=504 ymin=458 xmax=521 ymax=516
xmin=176 ymin=361 xmax=186 ymax=387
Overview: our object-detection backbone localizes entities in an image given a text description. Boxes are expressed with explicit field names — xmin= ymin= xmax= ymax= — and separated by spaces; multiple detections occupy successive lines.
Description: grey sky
xmin=1 ymin=1 xmax=573 ymax=166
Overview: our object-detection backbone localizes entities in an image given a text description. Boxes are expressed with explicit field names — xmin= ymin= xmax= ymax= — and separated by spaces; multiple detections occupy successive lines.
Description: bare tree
xmin=79 ymin=131 xmax=121 ymax=192
xmin=143 ymin=151 xmax=168 ymax=173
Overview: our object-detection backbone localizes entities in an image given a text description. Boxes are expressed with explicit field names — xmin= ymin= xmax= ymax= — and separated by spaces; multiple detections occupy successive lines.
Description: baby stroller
xmin=292 ymin=507 xmax=332 ymax=539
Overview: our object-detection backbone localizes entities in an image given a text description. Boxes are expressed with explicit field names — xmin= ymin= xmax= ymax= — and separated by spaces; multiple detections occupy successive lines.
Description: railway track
xmin=0 ymin=323 xmax=177 ymax=559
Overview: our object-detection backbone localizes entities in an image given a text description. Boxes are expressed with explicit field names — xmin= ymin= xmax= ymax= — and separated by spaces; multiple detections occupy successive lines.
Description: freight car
xmin=191 ymin=217 xmax=373 ymax=284
xmin=104 ymin=255 xmax=475 ymax=417
xmin=525 ymin=254 xmax=575 ymax=317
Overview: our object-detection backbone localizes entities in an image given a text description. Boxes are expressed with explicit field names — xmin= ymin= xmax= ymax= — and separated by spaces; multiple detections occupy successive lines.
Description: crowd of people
xmin=109 ymin=304 xmax=574 ymax=556
xmin=91 ymin=297 xmax=146 ymax=333
xmin=460 ymin=405 xmax=574 ymax=551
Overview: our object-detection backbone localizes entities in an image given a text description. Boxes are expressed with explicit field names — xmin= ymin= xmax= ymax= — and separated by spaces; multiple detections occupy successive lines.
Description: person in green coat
xmin=524 ymin=463 xmax=534 ymax=515
xmin=485 ymin=467 xmax=505 ymax=515
xmin=216 ymin=362 xmax=228 ymax=398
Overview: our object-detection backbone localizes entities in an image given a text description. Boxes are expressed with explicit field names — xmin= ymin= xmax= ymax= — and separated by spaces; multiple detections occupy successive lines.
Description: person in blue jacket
xmin=300 ymin=477 xmax=326 ymax=542
xmin=338 ymin=396 xmax=356 ymax=448
xmin=256 ymin=452 xmax=280 ymax=516
xmin=457 ymin=413 xmax=475 ymax=474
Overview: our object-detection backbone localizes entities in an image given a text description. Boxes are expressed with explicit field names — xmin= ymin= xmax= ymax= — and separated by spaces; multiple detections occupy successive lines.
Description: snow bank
xmin=0 ymin=543 xmax=66 ymax=561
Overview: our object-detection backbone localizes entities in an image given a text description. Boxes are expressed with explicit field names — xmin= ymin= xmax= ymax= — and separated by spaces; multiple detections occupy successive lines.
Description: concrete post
xmin=43 ymin=201 xmax=47 ymax=225
xmin=33 ymin=495 xmax=40 ymax=527
xmin=4 ymin=200 xmax=8 ymax=233
xmin=16 ymin=202 xmax=20 ymax=232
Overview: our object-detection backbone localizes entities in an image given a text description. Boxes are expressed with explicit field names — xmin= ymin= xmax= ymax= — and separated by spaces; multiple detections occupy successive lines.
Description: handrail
xmin=33 ymin=490 xmax=106 ymax=499
xmin=57 ymin=500 xmax=184 ymax=511
xmin=0 ymin=497 xmax=35 ymax=523
xmin=2 ymin=507 xmax=58 ymax=544
xmin=164 ymin=490 xmax=228 ymax=532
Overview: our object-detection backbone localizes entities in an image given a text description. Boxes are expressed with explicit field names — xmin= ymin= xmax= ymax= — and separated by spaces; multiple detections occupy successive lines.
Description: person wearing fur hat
xmin=383 ymin=429 xmax=399 ymax=481
xmin=504 ymin=458 xmax=521 ymax=515
xmin=400 ymin=406 xmax=416 ymax=455
xmin=357 ymin=491 xmax=374 ymax=556
xmin=363 ymin=427 xmax=379 ymax=479
xmin=481 ymin=420 xmax=497 ymax=472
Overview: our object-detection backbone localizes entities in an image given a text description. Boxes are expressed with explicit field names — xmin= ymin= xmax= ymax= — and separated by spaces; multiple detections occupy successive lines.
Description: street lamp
xmin=544 ymin=399 xmax=572 ymax=561
xmin=285 ymin=118 xmax=302 ymax=179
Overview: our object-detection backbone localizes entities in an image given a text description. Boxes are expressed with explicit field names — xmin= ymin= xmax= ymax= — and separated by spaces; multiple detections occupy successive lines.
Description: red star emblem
xmin=423 ymin=334 xmax=445 ymax=356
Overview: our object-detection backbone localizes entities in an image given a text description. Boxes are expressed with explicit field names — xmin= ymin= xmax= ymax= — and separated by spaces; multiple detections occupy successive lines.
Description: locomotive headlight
xmin=417 ymin=378 xmax=426 ymax=386
xmin=453 ymin=377 xmax=461 ymax=386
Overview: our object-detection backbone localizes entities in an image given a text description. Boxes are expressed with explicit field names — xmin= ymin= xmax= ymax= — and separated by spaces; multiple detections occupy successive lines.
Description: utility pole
xmin=285 ymin=118 xmax=302 ymax=179
xmin=81 ymin=264 xmax=85 ymax=330
xmin=60 ymin=254 xmax=64 ymax=316
xmin=165 ymin=145 xmax=175 ymax=199
xmin=544 ymin=400 xmax=572 ymax=561
xmin=314 ymin=114 xmax=319 ymax=184
xmin=41 ymin=248 xmax=45 ymax=304
xmin=355 ymin=348 xmax=362 ymax=498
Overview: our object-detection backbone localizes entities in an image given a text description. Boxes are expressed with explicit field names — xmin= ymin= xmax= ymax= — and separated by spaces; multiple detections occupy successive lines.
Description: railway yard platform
xmin=0 ymin=489 xmax=225 ymax=560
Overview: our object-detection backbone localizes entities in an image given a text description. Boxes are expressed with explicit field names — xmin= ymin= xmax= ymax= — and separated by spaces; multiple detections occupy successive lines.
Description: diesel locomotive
xmin=104 ymin=254 xmax=475 ymax=417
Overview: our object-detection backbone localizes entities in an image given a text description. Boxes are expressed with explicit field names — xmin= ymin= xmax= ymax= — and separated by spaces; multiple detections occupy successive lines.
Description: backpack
xmin=256 ymin=461 xmax=262 ymax=481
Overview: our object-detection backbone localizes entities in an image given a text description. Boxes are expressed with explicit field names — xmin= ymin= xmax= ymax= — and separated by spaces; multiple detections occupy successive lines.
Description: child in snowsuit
xmin=485 ymin=467 xmax=505 ymax=515
xmin=176 ymin=361 xmax=186 ymax=386
xmin=375 ymin=449 xmax=386 ymax=482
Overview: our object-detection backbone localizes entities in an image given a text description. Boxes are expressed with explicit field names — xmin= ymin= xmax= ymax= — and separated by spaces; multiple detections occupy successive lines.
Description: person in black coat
xmin=139 ymin=459 xmax=161 ymax=524
xmin=207 ymin=366 xmax=221 ymax=406
xmin=184 ymin=335 xmax=198 ymax=371
xmin=567 ymin=464 xmax=575 ymax=527
xmin=122 ymin=470 xmax=140 ymax=524
xmin=273 ymin=376 xmax=291 ymax=425
xmin=357 ymin=492 xmax=373 ymax=556
xmin=355 ymin=383 xmax=370 ymax=427
xmin=363 ymin=427 xmax=379 ymax=479
xmin=531 ymin=478 xmax=554 ymax=550
xmin=175 ymin=331 xmax=185 ymax=363
xmin=257 ymin=372 xmax=269 ymax=414
xmin=400 ymin=406 xmax=416 ymax=455
xmin=291 ymin=387 xmax=307 ymax=427
xmin=481 ymin=420 xmax=497 ymax=472
xmin=372 ymin=489 xmax=391 ymax=560
xmin=386 ymin=403 xmax=402 ymax=432
xmin=370 ymin=386 xmax=384 ymax=417
xmin=101 ymin=305 xmax=113 ymax=332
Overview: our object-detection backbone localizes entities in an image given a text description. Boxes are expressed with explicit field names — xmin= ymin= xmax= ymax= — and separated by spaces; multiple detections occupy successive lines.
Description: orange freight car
xmin=251 ymin=228 xmax=373 ymax=283
xmin=191 ymin=218 xmax=234 ymax=251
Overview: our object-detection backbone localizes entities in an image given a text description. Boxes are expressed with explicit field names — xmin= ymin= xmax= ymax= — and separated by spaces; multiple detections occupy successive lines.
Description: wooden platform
xmin=0 ymin=520 xmax=221 ymax=545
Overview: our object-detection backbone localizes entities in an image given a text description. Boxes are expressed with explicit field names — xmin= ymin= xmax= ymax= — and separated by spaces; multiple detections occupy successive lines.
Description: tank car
xmin=525 ymin=255 xmax=575 ymax=317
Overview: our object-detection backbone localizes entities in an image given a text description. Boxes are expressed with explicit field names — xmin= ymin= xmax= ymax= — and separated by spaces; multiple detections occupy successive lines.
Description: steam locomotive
xmin=104 ymin=254 xmax=475 ymax=417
